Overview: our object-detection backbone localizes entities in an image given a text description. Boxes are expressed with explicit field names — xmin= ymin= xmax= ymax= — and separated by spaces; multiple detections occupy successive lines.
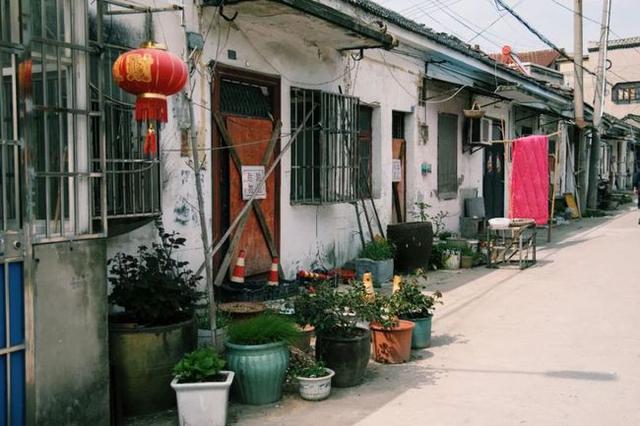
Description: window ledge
xmin=438 ymin=192 xmax=458 ymax=201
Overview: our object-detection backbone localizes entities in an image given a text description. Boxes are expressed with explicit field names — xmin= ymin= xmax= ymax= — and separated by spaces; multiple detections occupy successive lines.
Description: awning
xmin=205 ymin=0 xmax=397 ymax=51
xmin=494 ymin=84 xmax=570 ymax=118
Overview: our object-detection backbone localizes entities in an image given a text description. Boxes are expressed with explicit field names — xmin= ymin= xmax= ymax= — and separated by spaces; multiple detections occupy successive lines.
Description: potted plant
xmin=278 ymin=301 xmax=315 ymax=352
xmin=386 ymin=202 xmax=436 ymax=274
xmin=392 ymin=279 xmax=443 ymax=349
xmin=108 ymin=225 xmax=201 ymax=417
xmin=197 ymin=307 xmax=230 ymax=352
xmin=355 ymin=236 xmax=395 ymax=286
xmin=369 ymin=294 xmax=415 ymax=364
xmin=293 ymin=361 xmax=335 ymax=401
xmin=294 ymin=282 xmax=375 ymax=387
xmin=171 ymin=347 xmax=234 ymax=426
xmin=443 ymin=245 xmax=461 ymax=270
xmin=225 ymin=313 xmax=301 ymax=405
xmin=428 ymin=242 xmax=446 ymax=270
xmin=460 ymin=245 xmax=474 ymax=269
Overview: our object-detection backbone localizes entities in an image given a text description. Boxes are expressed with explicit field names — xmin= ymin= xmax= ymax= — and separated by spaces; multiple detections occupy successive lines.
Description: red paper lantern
xmin=112 ymin=42 xmax=188 ymax=123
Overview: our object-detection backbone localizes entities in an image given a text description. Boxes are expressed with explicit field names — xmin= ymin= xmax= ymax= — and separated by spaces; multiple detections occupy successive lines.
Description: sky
xmin=375 ymin=0 xmax=638 ymax=55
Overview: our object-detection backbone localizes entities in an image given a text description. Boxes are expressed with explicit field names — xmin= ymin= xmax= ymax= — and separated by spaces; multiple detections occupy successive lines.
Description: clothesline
xmin=491 ymin=130 xmax=562 ymax=144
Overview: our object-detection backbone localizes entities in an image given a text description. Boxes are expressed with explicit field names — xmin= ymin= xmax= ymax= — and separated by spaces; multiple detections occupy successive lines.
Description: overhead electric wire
xmin=468 ymin=0 xmax=524 ymax=43
xmin=546 ymin=0 xmax=640 ymax=68
xmin=493 ymin=0 xmax=621 ymax=88
xmin=402 ymin=0 xmax=465 ymax=19
xmin=422 ymin=0 xmax=505 ymax=50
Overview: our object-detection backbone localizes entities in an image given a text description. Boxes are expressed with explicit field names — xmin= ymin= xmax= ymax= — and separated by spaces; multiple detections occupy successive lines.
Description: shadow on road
xmin=424 ymin=366 xmax=618 ymax=382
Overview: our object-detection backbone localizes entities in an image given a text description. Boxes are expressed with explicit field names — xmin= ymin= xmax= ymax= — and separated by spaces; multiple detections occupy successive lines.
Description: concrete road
xmin=231 ymin=210 xmax=640 ymax=426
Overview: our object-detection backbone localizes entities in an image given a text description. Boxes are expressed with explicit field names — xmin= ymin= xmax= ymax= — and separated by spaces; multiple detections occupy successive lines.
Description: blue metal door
xmin=0 ymin=261 xmax=25 ymax=426
xmin=1 ymin=1 xmax=26 ymax=420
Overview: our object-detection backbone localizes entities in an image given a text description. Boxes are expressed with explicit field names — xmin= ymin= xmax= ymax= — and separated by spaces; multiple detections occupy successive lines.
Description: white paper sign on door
xmin=241 ymin=166 xmax=267 ymax=200
xmin=392 ymin=159 xmax=402 ymax=183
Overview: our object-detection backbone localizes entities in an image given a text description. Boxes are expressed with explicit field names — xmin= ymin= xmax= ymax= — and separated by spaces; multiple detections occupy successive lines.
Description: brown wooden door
xmin=392 ymin=138 xmax=406 ymax=223
xmin=212 ymin=68 xmax=281 ymax=279
xmin=226 ymin=116 xmax=277 ymax=276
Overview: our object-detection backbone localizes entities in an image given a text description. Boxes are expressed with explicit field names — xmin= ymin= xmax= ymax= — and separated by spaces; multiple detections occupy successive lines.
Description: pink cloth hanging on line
xmin=509 ymin=135 xmax=549 ymax=225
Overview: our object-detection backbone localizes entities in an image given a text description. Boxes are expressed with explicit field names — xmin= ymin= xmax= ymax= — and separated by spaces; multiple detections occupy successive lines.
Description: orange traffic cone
xmin=363 ymin=272 xmax=375 ymax=301
xmin=267 ymin=257 xmax=279 ymax=286
xmin=230 ymin=250 xmax=246 ymax=284
xmin=392 ymin=275 xmax=402 ymax=294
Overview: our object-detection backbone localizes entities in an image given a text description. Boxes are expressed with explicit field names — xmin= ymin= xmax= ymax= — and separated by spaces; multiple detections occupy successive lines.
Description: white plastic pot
xmin=171 ymin=371 xmax=234 ymax=426
xmin=296 ymin=368 xmax=335 ymax=401
xmin=444 ymin=253 xmax=461 ymax=270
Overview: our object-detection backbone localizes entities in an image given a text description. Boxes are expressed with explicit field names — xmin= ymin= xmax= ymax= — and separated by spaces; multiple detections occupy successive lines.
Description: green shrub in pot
xmin=294 ymin=282 xmax=375 ymax=387
xmin=292 ymin=360 xmax=335 ymax=401
xmin=368 ymin=293 xmax=415 ymax=364
xmin=172 ymin=348 xmax=234 ymax=426
xmin=225 ymin=314 xmax=301 ymax=405
xmin=356 ymin=236 xmax=396 ymax=285
xmin=460 ymin=245 xmax=474 ymax=269
xmin=109 ymin=227 xmax=201 ymax=326
xmin=391 ymin=278 xmax=443 ymax=349
xmin=108 ymin=225 xmax=201 ymax=417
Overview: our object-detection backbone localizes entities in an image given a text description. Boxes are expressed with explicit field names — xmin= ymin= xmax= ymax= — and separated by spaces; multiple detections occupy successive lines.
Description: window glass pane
xmin=392 ymin=111 xmax=405 ymax=139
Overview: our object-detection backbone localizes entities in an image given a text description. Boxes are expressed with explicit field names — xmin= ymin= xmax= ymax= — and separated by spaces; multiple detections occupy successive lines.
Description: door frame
xmin=211 ymin=65 xmax=281 ymax=275
xmin=483 ymin=117 xmax=506 ymax=219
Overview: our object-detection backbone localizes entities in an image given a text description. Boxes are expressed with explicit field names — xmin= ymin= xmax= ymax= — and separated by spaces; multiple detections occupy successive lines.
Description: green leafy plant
xmin=370 ymin=293 xmax=399 ymax=329
xmin=429 ymin=243 xmax=446 ymax=270
xmin=294 ymin=281 xmax=376 ymax=338
xmin=196 ymin=305 xmax=231 ymax=330
xmin=108 ymin=224 xmax=202 ymax=326
xmin=227 ymin=313 xmax=301 ymax=346
xmin=292 ymin=360 xmax=330 ymax=379
xmin=439 ymin=231 xmax=452 ymax=241
xmin=369 ymin=279 xmax=443 ymax=327
xmin=173 ymin=347 xmax=226 ymax=384
xmin=392 ymin=279 xmax=443 ymax=320
xmin=460 ymin=245 xmax=475 ymax=257
xmin=359 ymin=236 xmax=395 ymax=261
xmin=412 ymin=202 xmax=449 ymax=236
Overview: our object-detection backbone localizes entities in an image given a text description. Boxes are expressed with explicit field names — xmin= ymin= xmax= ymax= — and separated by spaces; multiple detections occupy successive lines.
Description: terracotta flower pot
xmin=370 ymin=320 xmax=415 ymax=364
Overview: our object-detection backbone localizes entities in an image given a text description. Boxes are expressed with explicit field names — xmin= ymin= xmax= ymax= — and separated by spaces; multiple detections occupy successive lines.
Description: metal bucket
xmin=109 ymin=319 xmax=196 ymax=419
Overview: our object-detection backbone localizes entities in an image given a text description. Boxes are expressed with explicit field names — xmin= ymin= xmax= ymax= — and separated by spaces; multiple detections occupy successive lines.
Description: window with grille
xmin=29 ymin=0 xmax=107 ymax=240
xmin=612 ymin=82 xmax=640 ymax=104
xmin=89 ymin=17 xmax=161 ymax=222
xmin=290 ymin=87 xmax=361 ymax=204
xmin=358 ymin=105 xmax=373 ymax=198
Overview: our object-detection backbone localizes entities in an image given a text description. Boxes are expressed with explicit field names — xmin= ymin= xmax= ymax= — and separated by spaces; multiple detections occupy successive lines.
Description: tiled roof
xmin=489 ymin=49 xmax=562 ymax=68
xmin=344 ymin=0 xmax=570 ymax=99
xmin=588 ymin=36 xmax=640 ymax=52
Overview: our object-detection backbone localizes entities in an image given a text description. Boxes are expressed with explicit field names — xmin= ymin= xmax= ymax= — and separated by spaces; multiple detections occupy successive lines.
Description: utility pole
xmin=574 ymin=0 xmax=589 ymax=213
xmin=587 ymin=0 xmax=613 ymax=209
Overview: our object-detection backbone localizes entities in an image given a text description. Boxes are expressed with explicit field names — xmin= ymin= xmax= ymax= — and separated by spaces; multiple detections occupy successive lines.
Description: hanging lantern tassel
xmin=144 ymin=124 xmax=157 ymax=157
xmin=137 ymin=93 xmax=168 ymax=122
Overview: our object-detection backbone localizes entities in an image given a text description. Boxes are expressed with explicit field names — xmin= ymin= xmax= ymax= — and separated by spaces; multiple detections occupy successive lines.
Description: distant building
xmin=490 ymin=49 xmax=565 ymax=85
xmin=558 ymin=36 xmax=640 ymax=188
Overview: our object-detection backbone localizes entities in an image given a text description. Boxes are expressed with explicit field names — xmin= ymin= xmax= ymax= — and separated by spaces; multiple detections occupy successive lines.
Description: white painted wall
xmin=104 ymin=1 xmax=493 ymax=283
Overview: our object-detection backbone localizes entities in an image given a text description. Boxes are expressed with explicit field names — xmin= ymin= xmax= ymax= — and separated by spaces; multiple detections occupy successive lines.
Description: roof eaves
xmin=344 ymin=0 xmax=573 ymax=105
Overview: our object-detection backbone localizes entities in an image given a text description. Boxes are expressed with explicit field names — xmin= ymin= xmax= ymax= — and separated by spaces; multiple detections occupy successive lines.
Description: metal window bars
xmin=28 ymin=0 xmax=107 ymax=242
xmin=290 ymin=87 xmax=360 ymax=205
xmin=90 ymin=42 xmax=161 ymax=221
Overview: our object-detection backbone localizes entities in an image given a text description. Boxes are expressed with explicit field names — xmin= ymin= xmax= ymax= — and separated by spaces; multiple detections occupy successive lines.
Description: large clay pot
xmin=109 ymin=318 xmax=196 ymax=418
xmin=225 ymin=341 xmax=289 ymax=405
xmin=387 ymin=222 xmax=434 ymax=274
xmin=370 ymin=320 xmax=415 ymax=364
xmin=315 ymin=327 xmax=370 ymax=388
